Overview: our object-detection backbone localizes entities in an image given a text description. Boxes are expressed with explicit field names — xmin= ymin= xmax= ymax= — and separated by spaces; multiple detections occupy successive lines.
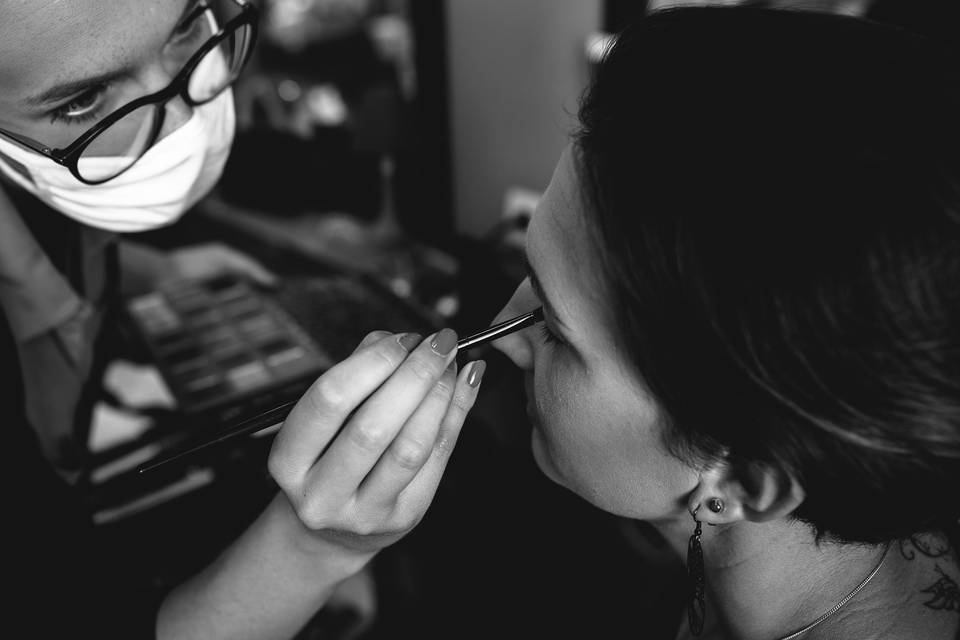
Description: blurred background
xmin=79 ymin=1 xmax=958 ymax=638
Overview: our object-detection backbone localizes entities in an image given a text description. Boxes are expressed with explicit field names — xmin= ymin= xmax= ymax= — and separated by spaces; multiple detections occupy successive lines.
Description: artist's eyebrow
xmin=23 ymin=70 xmax=126 ymax=109
xmin=22 ymin=0 xmax=198 ymax=109
xmin=525 ymin=256 xmax=571 ymax=332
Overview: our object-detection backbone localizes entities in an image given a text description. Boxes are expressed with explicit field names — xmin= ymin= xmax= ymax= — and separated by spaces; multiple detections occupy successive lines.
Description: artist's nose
xmin=140 ymin=61 xmax=195 ymax=141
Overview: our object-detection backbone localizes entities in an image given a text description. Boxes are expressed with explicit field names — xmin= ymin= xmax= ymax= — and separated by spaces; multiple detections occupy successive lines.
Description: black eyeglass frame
xmin=0 ymin=0 xmax=258 ymax=185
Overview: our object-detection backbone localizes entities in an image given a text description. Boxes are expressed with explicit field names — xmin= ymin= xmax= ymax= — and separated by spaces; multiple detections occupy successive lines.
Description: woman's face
xmin=0 ymin=0 xmax=209 ymax=149
xmin=491 ymin=146 xmax=698 ymax=521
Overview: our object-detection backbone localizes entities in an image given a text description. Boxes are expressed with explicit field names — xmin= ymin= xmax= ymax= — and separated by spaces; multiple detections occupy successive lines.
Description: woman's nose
xmin=490 ymin=286 xmax=537 ymax=370
xmin=491 ymin=327 xmax=534 ymax=370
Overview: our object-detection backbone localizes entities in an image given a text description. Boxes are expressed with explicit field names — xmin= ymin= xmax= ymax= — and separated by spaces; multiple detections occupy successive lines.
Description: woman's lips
xmin=525 ymin=405 xmax=541 ymax=439
xmin=523 ymin=376 xmax=537 ymax=428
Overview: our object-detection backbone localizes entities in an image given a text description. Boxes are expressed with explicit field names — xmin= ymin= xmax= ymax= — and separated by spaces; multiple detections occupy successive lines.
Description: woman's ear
xmin=690 ymin=461 xmax=805 ymax=526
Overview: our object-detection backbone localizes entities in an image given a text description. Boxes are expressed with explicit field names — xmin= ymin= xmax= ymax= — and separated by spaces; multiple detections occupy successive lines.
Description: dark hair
xmin=576 ymin=7 xmax=960 ymax=543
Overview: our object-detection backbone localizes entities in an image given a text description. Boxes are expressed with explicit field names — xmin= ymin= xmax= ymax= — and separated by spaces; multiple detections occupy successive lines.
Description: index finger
xmin=305 ymin=329 xmax=458 ymax=500
xmin=269 ymin=332 xmax=421 ymax=480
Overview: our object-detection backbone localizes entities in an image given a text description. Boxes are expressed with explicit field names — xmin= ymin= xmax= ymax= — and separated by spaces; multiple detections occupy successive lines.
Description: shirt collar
xmin=0 ymin=186 xmax=84 ymax=343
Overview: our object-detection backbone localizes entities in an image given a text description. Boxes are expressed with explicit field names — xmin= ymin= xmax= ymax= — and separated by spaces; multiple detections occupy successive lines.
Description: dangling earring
xmin=687 ymin=505 xmax=706 ymax=636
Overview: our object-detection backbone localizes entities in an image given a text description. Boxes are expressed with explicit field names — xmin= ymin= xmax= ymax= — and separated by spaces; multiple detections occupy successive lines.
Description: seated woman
xmin=480 ymin=7 xmax=960 ymax=639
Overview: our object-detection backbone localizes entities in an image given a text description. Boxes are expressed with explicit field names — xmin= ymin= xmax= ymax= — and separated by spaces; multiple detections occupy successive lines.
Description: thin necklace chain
xmin=774 ymin=542 xmax=892 ymax=640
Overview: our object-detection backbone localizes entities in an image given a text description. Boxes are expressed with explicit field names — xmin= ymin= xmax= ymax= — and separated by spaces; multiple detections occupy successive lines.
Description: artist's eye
xmin=171 ymin=1 xmax=209 ymax=46
xmin=49 ymin=86 xmax=108 ymax=125
xmin=172 ymin=12 xmax=207 ymax=44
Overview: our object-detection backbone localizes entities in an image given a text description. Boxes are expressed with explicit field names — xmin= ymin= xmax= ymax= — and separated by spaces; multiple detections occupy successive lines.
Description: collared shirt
xmin=0 ymin=180 xmax=117 ymax=479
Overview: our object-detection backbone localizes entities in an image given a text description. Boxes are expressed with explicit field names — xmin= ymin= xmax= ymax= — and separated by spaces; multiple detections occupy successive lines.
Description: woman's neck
xmin=651 ymin=517 xmax=948 ymax=640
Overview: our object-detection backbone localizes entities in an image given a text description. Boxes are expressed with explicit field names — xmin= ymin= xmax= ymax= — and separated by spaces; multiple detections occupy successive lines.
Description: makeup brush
xmin=137 ymin=307 xmax=543 ymax=473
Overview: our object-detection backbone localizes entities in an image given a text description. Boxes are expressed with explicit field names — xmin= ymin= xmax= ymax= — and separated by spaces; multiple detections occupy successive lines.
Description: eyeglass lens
xmin=76 ymin=0 xmax=251 ymax=183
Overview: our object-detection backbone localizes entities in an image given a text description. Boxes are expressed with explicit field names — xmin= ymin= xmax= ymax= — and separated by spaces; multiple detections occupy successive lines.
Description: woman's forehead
xmin=0 ymin=0 xmax=177 ymax=103
xmin=529 ymin=147 xmax=594 ymax=272
xmin=528 ymin=148 xmax=606 ymax=324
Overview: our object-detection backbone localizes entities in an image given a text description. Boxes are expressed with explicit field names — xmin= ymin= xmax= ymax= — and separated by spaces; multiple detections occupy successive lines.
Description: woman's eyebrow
xmin=524 ymin=256 xmax=570 ymax=331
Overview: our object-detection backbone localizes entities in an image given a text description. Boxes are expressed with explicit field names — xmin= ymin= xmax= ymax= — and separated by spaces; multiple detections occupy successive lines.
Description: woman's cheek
xmin=533 ymin=351 xmax=581 ymax=444
xmin=532 ymin=346 xmax=559 ymax=410
xmin=533 ymin=356 xmax=613 ymax=501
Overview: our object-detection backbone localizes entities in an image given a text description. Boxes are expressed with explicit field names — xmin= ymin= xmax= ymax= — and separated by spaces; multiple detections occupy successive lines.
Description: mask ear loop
xmin=687 ymin=504 xmax=706 ymax=636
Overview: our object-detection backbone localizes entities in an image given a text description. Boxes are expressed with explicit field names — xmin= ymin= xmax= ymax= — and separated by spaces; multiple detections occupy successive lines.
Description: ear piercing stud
xmin=707 ymin=497 xmax=724 ymax=514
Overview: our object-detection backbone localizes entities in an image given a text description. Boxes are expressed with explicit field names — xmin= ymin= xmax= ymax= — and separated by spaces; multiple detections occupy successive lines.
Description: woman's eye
xmin=49 ymin=87 xmax=107 ymax=125
xmin=539 ymin=323 xmax=565 ymax=347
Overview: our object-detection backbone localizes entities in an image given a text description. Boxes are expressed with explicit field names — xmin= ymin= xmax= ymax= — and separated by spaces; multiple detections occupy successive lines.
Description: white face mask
xmin=0 ymin=47 xmax=236 ymax=233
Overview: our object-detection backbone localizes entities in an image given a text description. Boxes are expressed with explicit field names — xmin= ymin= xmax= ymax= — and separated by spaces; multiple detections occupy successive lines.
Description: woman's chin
xmin=530 ymin=428 xmax=562 ymax=487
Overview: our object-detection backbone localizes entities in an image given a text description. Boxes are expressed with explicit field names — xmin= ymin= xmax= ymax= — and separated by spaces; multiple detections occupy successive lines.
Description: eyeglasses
xmin=0 ymin=0 xmax=258 ymax=185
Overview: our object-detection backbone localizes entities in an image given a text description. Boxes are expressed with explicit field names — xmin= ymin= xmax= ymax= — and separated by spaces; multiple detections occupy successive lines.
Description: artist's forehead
xmin=0 ymin=0 xmax=169 ymax=97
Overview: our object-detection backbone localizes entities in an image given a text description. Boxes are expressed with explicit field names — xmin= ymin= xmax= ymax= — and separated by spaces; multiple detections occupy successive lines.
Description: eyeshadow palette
xmin=125 ymin=276 xmax=331 ymax=416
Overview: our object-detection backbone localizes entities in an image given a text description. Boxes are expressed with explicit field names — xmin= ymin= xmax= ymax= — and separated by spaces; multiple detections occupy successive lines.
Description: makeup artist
xmin=1 ymin=0 xmax=484 ymax=637
xmin=484 ymin=8 xmax=960 ymax=639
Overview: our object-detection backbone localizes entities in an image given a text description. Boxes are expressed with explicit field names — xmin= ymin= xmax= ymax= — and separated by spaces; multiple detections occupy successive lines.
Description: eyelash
xmin=539 ymin=323 xmax=564 ymax=347
xmin=49 ymin=86 xmax=108 ymax=125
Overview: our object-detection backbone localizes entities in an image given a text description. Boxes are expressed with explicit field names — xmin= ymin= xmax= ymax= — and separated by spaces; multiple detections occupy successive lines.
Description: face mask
xmin=0 ymin=45 xmax=236 ymax=233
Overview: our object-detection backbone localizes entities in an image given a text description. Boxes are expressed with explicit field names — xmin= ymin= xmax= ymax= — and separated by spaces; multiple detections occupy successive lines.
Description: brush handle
xmin=138 ymin=308 xmax=543 ymax=474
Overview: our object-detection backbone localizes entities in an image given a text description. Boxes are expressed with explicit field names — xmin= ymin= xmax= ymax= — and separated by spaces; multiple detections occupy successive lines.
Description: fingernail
xmin=468 ymin=360 xmax=486 ymax=387
xmin=397 ymin=332 xmax=422 ymax=351
xmin=430 ymin=328 xmax=458 ymax=355
xmin=446 ymin=359 xmax=458 ymax=373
